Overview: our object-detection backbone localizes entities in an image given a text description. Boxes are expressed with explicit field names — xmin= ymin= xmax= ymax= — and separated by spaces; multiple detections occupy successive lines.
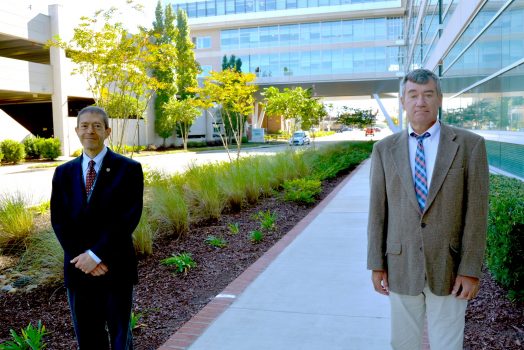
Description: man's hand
xmin=372 ymin=270 xmax=390 ymax=295
xmin=71 ymin=252 xmax=98 ymax=274
xmin=452 ymin=275 xmax=480 ymax=300
xmin=90 ymin=262 xmax=109 ymax=277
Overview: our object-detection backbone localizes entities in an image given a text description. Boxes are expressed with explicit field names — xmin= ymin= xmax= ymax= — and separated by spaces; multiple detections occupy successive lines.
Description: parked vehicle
xmin=365 ymin=127 xmax=375 ymax=137
xmin=289 ymin=131 xmax=311 ymax=145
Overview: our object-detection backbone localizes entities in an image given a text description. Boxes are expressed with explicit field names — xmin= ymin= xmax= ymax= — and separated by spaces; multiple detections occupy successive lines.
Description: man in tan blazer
xmin=367 ymin=69 xmax=489 ymax=350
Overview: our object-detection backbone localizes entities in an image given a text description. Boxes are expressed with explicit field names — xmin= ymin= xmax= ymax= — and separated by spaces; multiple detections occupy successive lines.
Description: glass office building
xmin=169 ymin=0 xmax=523 ymax=179
xmin=405 ymin=0 xmax=524 ymax=179
xmin=173 ymin=0 xmax=399 ymax=18
xmin=169 ymin=0 xmax=405 ymax=92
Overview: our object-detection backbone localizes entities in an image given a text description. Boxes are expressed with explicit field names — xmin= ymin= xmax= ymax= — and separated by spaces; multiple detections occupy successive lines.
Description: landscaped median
xmin=0 ymin=141 xmax=372 ymax=348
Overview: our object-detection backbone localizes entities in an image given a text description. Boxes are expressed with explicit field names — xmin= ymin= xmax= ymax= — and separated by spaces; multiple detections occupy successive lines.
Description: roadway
xmin=0 ymin=129 xmax=391 ymax=206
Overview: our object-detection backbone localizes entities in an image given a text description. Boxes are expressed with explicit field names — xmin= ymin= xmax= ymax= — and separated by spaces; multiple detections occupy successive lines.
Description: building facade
xmin=2 ymin=0 xmax=522 ymax=180
xmin=175 ymin=0 xmax=405 ymax=89
xmin=405 ymin=0 xmax=524 ymax=179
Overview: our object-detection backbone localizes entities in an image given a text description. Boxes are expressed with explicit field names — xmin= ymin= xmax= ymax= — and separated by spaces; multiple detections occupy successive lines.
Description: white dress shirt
xmin=408 ymin=121 xmax=441 ymax=191
xmin=81 ymin=146 xmax=108 ymax=264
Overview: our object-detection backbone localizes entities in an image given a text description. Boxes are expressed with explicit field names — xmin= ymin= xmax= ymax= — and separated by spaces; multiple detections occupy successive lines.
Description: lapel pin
xmin=106 ymin=168 xmax=111 ymax=172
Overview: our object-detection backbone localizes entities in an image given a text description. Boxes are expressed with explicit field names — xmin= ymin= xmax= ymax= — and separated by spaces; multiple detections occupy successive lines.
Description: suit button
xmin=421 ymin=223 xmax=426 ymax=228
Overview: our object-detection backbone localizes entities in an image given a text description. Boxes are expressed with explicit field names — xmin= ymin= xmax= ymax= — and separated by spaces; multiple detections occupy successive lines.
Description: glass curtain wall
xmin=219 ymin=17 xmax=403 ymax=78
xmin=173 ymin=0 xmax=398 ymax=18
xmin=441 ymin=0 xmax=524 ymax=178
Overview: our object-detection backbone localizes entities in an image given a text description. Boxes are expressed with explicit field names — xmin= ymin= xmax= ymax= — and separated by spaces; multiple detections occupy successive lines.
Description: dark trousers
xmin=67 ymin=284 xmax=134 ymax=350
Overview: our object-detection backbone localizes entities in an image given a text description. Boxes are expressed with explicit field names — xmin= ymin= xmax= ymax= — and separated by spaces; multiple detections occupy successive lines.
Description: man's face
xmin=75 ymin=112 xmax=111 ymax=155
xmin=401 ymin=79 xmax=442 ymax=132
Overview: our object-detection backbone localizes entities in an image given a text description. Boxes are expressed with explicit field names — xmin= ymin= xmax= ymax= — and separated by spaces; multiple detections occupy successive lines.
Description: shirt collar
xmin=82 ymin=146 xmax=108 ymax=170
xmin=408 ymin=121 xmax=440 ymax=139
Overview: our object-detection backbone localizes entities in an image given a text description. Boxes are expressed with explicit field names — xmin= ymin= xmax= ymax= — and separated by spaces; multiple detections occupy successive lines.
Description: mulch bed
xmin=1 ymin=168 xmax=523 ymax=349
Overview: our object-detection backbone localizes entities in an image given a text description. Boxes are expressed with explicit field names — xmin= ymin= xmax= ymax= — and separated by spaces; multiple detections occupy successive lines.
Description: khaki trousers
xmin=389 ymin=283 xmax=468 ymax=350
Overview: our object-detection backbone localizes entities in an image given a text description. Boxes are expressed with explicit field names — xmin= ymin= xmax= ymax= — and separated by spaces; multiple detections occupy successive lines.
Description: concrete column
xmin=205 ymin=109 xmax=215 ymax=142
xmin=48 ymin=4 xmax=70 ymax=155
xmin=145 ymin=100 xmax=155 ymax=146
xmin=252 ymin=102 xmax=259 ymax=128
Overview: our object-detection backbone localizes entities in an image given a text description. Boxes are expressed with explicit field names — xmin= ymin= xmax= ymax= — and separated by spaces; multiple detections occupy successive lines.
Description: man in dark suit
xmin=367 ymin=69 xmax=489 ymax=349
xmin=51 ymin=106 xmax=144 ymax=350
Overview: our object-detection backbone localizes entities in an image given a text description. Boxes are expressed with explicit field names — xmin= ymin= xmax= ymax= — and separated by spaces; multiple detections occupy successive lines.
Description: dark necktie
xmin=411 ymin=132 xmax=431 ymax=212
xmin=85 ymin=160 xmax=96 ymax=195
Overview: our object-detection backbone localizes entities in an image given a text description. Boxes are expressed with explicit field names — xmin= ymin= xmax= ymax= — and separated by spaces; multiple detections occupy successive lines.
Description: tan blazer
xmin=367 ymin=123 xmax=489 ymax=296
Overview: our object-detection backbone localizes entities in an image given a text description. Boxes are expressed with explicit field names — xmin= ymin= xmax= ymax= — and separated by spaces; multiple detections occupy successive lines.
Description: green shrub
xmin=22 ymin=137 xmax=40 ymax=159
xmin=184 ymin=163 xmax=225 ymax=220
xmin=486 ymin=174 xmax=524 ymax=301
xmin=130 ymin=312 xmax=143 ymax=331
xmin=187 ymin=141 xmax=207 ymax=148
xmin=0 ymin=193 xmax=35 ymax=253
xmin=270 ymin=151 xmax=308 ymax=187
xmin=30 ymin=201 xmax=50 ymax=215
xmin=38 ymin=138 xmax=61 ymax=160
xmin=249 ymin=230 xmax=264 ymax=243
xmin=305 ymin=143 xmax=370 ymax=181
xmin=254 ymin=210 xmax=277 ymax=232
xmin=143 ymin=168 xmax=171 ymax=187
xmin=228 ymin=222 xmax=240 ymax=235
xmin=0 ymin=139 xmax=25 ymax=164
xmin=0 ymin=321 xmax=47 ymax=350
xmin=133 ymin=212 xmax=155 ymax=256
xmin=120 ymin=145 xmax=146 ymax=154
xmin=16 ymin=229 xmax=63 ymax=284
xmin=149 ymin=183 xmax=189 ymax=236
xmin=282 ymin=178 xmax=322 ymax=204
xmin=161 ymin=252 xmax=196 ymax=275
xmin=0 ymin=150 xmax=3 ymax=164
xmin=205 ymin=235 xmax=227 ymax=248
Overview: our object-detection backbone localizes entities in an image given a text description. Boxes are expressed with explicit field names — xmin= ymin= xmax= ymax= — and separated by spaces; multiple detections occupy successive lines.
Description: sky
xmin=25 ymin=0 xmax=159 ymax=33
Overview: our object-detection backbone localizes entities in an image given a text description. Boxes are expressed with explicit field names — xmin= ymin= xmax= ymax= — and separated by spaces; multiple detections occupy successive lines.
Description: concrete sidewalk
xmin=159 ymin=159 xmax=392 ymax=350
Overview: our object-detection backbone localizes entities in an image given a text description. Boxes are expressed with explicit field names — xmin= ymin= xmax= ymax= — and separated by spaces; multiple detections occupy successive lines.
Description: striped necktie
xmin=85 ymin=160 xmax=96 ymax=195
xmin=411 ymin=132 xmax=431 ymax=212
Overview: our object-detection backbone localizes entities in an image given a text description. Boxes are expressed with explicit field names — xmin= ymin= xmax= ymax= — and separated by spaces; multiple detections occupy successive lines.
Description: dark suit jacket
xmin=367 ymin=123 xmax=489 ymax=296
xmin=51 ymin=149 xmax=144 ymax=289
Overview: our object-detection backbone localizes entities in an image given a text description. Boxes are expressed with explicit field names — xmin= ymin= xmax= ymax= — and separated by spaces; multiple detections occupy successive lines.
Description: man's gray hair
xmin=77 ymin=106 xmax=109 ymax=129
xmin=402 ymin=69 xmax=442 ymax=97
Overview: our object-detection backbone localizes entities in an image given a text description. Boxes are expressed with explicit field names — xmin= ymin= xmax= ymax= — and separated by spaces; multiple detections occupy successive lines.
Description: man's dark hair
xmin=77 ymin=106 xmax=109 ymax=129
xmin=402 ymin=69 xmax=442 ymax=97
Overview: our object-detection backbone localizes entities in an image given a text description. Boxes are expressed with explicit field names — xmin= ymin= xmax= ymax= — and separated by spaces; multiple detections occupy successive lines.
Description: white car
xmin=289 ymin=131 xmax=311 ymax=146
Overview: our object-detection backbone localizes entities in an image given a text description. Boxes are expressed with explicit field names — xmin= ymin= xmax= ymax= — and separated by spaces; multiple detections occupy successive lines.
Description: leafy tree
xmin=48 ymin=2 xmax=177 ymax=152
xmin=162 ymin=98 xmax=201 ymax=151
xmin=262 ymin=86 xmax=323 ymax=134
xmin=337 ymin=107 xmax=377 ymax=130
xmin=222 ymin=54 xmax=242 ymax=72
xmin=190 ymin=69 xmax=258 ymax=161
xmin=169 ymin=8 xmax=203 ymax=148
xmin=152 ymin=1 xmax=177 ymax=146
xmin=175 ymin=9 xmax=201 ymax=100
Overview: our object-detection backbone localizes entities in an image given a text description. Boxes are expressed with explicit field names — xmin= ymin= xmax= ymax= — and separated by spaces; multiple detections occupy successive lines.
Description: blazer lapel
xmin=425 ymin=124 xmax=458 ymax=212
xmin=390 ymin=131 xmax=420 ymax=212
xmin=71 ymin=156 xmax=86 ymax=204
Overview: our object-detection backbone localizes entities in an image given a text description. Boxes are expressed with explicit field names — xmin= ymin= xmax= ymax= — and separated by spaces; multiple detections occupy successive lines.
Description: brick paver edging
xmin=157 ymin=160 xmax=369 ymax=350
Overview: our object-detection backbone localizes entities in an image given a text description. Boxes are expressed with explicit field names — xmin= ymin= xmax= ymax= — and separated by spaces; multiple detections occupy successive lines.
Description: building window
xmin=226 ymin=0 xmax=236 ymax=14
xmin=187 ymin=2 xmax=197 ymax=17
xmin=196 ymin=36 xmax=212 ymax=49
xmin=206 ymin=0 xmax=216 ymax=16
xmin=235 ymin=0 xmax=246 ymax=13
